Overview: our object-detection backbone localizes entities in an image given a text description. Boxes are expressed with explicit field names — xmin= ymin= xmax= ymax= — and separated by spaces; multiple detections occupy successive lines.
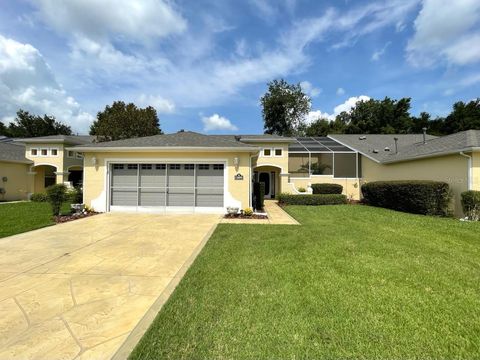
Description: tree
xmin=441 ymin=99 xmax=480 ymax=134
xmin=0 ymin=121 xmax=8 ymax=136
xmin=6 ymin=110 xmax=72 ymax=137
xmin=261 ymin=79 xmax=311 ymax=136
xmin=304 ymin=118 xmax=331 ymax=136
xmin=90 ymin=101 xmax=162 ymax=142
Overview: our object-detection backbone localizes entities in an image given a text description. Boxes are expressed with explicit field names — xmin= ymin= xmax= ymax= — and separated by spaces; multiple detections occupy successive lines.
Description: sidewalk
xmin=221 ymin=200 xmax=299 ymax=225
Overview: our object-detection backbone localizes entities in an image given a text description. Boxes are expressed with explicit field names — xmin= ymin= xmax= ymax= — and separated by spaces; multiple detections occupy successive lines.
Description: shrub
xmin=46 ymin=184 xmax=67 ymax=216
xmin=461 ymin=190 xmax=480 ymax=220
xmin=67 ymin=186 xmax=83 ymax=204
xmin=297 ymin=187 xmax=306 ymax=193
xmin=277 ymin=193 xmax=347 ymax=205
xmin=253 ymin=182 xmax=265 ymax=211
xmin=312 ymin=183 xmax=343 ymax=194
xmin=361 ymin=180 xmax=451 ymax=216
xmin=31 ymin=193 xmax=47 ymax=202
xmin=243 ymin=208 xmax=253 ymax=216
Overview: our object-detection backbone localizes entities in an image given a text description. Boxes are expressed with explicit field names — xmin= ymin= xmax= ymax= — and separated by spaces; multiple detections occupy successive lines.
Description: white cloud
xmin=336 ymin=87 xmax=345 ymax=96
xmin=137 ymin=94 xmax=175 ymax=113
xmin=371 ymin=41 xmax=391 ymax=61
xmin=306 ymin=95 xmax=371 ymax=123
xmin=406 ymin=0 xmax=480 ymax=67
xmin=300 ymin=81 xmax=321 ymax=97
xmin=202 ymin=113 xmax=238 ymax=132
xmin=34 ymin=0 xmax=187 ymax=43
xmin=0 ymin=35 xmax=93 ymax=131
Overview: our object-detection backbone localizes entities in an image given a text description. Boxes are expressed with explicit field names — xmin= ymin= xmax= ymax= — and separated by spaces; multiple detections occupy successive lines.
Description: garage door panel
xmin=111 ymin=189 xmax=137 ymax=206
xmin=196 ymin=194 xmax=223 ymax=207
xmin=168 ymin=191 xmax=194 ymax=206
xmin=111 ymin=167 xmax=137 ymax=187
xmin=196 ymin=188 xmax=223 ymax=195
xmin=139 ymin=166 xmax=166 ymax=187
xmin=139 ymin=189 xmax=166 ymax=206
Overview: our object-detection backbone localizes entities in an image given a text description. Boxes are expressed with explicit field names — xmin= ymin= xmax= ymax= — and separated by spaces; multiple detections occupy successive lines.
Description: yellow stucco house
xmin=68 ymin=129 xmax=479 ymax=217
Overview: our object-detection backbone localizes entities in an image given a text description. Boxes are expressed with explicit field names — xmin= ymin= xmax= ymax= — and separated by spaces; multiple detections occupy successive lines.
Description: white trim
xmin=459 ymin=152 xmax=472 ymax=190
xmin=253 ymin=163 xmax=284 ymax=173
xmin=273 ymin=148 xmax=283 ymax=157
xmin=262 ymin=148 xmax=272 ymax=157
xmin=70 ymin=146 xmax=259 ymax=152
xmin=31 ymin=163 xmax=58 ymax=171
xmin=50 ymin=147 xmax=59 ymax=157
xmin=30 ymin=148 xmax=39 ymax=157
xmin=67 ymin=150 xmax=75 ymax=158
xmin=39 ymin=148 xmax=49 ymax=157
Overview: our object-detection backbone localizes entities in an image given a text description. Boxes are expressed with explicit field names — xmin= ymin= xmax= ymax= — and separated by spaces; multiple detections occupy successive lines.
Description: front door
xmin=259 ymin=172 xmax=271 ymax=199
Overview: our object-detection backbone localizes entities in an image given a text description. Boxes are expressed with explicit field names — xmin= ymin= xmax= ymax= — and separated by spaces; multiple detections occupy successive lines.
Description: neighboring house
xmin=330 ymin=130 xmax=480 ymax=216
xmin=0 ymin=142 xmax=33 ymax=201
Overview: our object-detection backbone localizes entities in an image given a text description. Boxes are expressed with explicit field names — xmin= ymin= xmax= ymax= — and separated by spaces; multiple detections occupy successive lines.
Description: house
xmin=0 ymin=142 xmax=33 ymax=201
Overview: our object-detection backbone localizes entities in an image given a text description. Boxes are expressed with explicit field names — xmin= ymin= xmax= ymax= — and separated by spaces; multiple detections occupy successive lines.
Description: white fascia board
xmin=68 ymin=146 xmax=259 ymax=153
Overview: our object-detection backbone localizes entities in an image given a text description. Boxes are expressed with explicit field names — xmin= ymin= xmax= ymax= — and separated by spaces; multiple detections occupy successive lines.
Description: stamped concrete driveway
xmin=0 ymin=213 xmax=220 ymax=360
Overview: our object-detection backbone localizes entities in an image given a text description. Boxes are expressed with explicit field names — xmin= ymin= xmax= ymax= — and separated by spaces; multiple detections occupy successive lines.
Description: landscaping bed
xmin=223 ymin=213 xmax=268 ymax=220
xmin=53 ymin=211 xmax=99 ymax=223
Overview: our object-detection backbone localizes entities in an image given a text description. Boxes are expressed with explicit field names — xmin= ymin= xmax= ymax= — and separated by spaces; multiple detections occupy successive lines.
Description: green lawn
xmin=130 ymin=205 xmax=480 ymax=359
xmin=0 ymin=202 xmax=71 ymax=238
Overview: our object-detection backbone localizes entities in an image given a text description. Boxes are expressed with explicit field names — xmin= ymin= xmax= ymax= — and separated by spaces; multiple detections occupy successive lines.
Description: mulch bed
xmin=224 ymin=213 xmax=268 ymax=220
xmin=54 ymin=212 xmax=100 ymax=224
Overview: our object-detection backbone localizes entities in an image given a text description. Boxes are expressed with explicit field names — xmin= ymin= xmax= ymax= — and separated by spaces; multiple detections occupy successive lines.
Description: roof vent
xmin=359 ymin=136 xmax=367 ymax=140
xmin=234 ymin=136 xmax=241 ymax=141
xmin=178 ymin=129 xmax=185 ymax=133
xmin=372 ymin=149 xmax=379 ymax=154
xmin=422 ymin=127 xmax=427 ymax=144
xmin=394 ymin=137 xmax=398 ymax=154
xmin=384 ymin=147 xmax=390 ymax=152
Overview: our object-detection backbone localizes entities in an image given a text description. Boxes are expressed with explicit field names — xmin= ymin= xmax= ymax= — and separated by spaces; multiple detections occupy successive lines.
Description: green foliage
xmin=442 ymin=99 xmax=480 ymax=134
xmin=46 ymin=184 xmax=67 ymax=216
xmin=361 ymin=181 xmax=452 ymax=216
xmin=461 ymin=191 xmax=480 ymax=220
xmin=304 ymin=118 xmax=330 ymax=136
xmin=253 ymin=182 xmax=265 ymax=210
xmin=311 ymin=183 xmax=343 ymax=194
xmin=297 ymin=187 xmax=306 ymax=193
xmin=67 ymin=186 xmax=83 ymax=204
xmin=243 ymin=208 xmax=253 ymax=216
xmin=261 ymin=79 xmax=311 ymax=136
xmin=30 ymin=192 xmax=48 ymax=202
xmin=277 ymin=193 xmax=347 ymax=205
xmin=3 ymin=109 xmax=72 ymax=137
xmin=90 ymin=101 xmax=162 ymax=142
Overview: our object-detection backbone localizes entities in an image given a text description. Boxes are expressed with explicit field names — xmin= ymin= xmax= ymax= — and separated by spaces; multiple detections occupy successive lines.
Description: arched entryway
xmin=32 ymin=164 xmax=57 ymax=193
xmin=253 ymin=165 xmax=282 ymax=199
xmin=68 ymin=165 xmax=83 ymax=187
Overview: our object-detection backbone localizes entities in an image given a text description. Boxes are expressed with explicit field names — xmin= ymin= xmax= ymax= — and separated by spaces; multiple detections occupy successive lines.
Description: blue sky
xmin=0 ymin=0 xmax=479 ymax=134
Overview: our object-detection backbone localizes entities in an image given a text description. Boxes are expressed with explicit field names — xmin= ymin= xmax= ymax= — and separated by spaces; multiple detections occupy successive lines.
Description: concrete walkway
xmin=221 ymin=200 xmax=299 ymax=225
xmin=0 ymin=213 xmax=220 ymax=360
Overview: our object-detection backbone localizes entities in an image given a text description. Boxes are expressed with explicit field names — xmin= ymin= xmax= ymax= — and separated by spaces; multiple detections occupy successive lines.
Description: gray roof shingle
xmin=0 ymin=142 xmax=31 ymax=163
xmin=74 ymin=131 xmax=258 ymax=149
xmin=330 ymin=130 xmax=480 ymax=163
xmin=17 ymin=135 xmax=95 ymax=145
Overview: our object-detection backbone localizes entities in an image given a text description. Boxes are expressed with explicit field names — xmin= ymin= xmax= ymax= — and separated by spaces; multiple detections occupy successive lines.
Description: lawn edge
xmin=113 ymin=220 xmax=220 ymax=360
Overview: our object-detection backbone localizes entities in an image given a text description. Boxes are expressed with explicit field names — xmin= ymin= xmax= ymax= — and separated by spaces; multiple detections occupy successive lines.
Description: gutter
xmin=459 ymin=152 xmax=473 ymax=190
xmin=68 ymin=146 xmax=260 ymax=153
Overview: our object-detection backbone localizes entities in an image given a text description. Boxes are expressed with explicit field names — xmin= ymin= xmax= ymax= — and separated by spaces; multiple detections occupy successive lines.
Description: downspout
xmin=460 ymin=152 xmax=472 ymax=190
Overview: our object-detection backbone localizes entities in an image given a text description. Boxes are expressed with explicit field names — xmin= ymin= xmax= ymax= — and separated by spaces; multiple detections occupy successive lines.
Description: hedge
xmin=461 ymin=190 xmax=480 ymax=220
xmin=31 ymin=193 xmax=47 ymax=202
xmin=312 ymin=183 xmax=343 ymax=194
xmin=361 ymin=180 xmax=451 ymax=216
xmin=277 ymin=193 xmax=347 ymax=205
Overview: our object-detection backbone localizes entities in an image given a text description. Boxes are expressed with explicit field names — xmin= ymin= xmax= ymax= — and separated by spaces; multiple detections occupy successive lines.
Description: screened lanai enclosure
xmin=288 ymin=137 xmax=360 ymax=178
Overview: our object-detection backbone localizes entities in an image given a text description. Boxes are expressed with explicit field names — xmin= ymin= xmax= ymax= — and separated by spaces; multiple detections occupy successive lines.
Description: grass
xmin=0 ymin=201 xmax=72 ymax=238
xmin=130 ymin=205 xmax=480 ymax=359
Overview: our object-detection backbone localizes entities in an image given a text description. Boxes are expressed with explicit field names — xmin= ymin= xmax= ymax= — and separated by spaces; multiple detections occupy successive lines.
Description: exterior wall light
xmin=91 ymin=156 xmax=97 ymax=166
xmin=233 ymin=156 xmax=239 ymax=170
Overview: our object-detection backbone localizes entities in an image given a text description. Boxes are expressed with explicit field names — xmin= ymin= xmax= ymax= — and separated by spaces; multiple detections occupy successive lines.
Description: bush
xmin=461 ymin=190 xmax=480 ymax=220
xmin=67 ymin=186 xmax=83 ymax=204
xmin=298 ymin=187 xmax=306 ymax=193
xmin=277 ymin=193 xmax=347 ymax=205
xmin=312 ymin=183 xmax=343 ymax=194
xmin=243 ymin=208 xmax=253 ymax=216
xmin=46 ymin=184 xmax=67 ymax=216
xmin=361 ymin=181 xmax=451 ymax=216
xmin=253 ymin=182 xmax=265 ymax=211
xmin=31 ymin=193 xmax=47 ymax=202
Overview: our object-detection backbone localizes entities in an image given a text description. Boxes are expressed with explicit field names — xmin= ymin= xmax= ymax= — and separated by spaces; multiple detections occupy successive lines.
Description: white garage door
xmin=110 ymin=163 xmax=224 ymax=212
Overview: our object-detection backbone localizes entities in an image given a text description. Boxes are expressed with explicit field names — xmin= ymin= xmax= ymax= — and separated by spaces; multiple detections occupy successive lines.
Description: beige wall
xmin=287 ymin=177 xmax=361 ymax=200
xmin=82 ymin=151 xmax=253 ymax=212
xmin=361 ymin=154 xmax=469 ymax=216
xmin=473 ymin=152 xmax=480 ymax=191
xmin=0 ymin=161 xmax=33 ymax=201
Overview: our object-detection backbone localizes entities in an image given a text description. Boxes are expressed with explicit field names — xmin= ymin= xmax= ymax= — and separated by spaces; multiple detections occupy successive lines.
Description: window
xmin=155 ymin=164 xmax=166 ymax=170
xmin=127 ymin=164 xmax=138 ymax=170
xmin=213 ymin=164 xmax=224 ymax=170
xmin=169 ymin=164 xmax=180 ymax=170
xmin=113 ymin=164 xmax=124 ymax=170
xmin=50 ymin=148 xmax=58 ymax=156
xmin=311 ymin=153 xmax=333 ymax=175
xmin=263 ymin=148 xmax=272 ymax=157
xmin=333 ymin=153 xmax=357 ymax=178
xmin=184 ymin=164 xmax=194 ymax=170
xmin=141 ymin=164 xmax=152 ymax=170
xmin=40 ymin=148 xmax=48 ymax=156
xmin=67 ymin=150 xmax=74 ymax=158
xmin=274 ymin=148 xmax=282 ymax=156
xmin=31 ymin=148 xmax=38 ymax=156
xmin=76 ymin=152 xmax=83 ymax=159
xmin=198 ymin=164 xmax=209 ymax=170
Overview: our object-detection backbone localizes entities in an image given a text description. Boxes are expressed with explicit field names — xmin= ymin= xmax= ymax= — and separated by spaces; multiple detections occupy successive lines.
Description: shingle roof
xmin=73 ymin=131 xmax=258 ymax=150
xmin=330 ymin=130 xmax=480 ymax=163
xmin=17 ymin=135 xmax=95 ymax=145
xmin=0 ymin=142 xmax=31 ymax=163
